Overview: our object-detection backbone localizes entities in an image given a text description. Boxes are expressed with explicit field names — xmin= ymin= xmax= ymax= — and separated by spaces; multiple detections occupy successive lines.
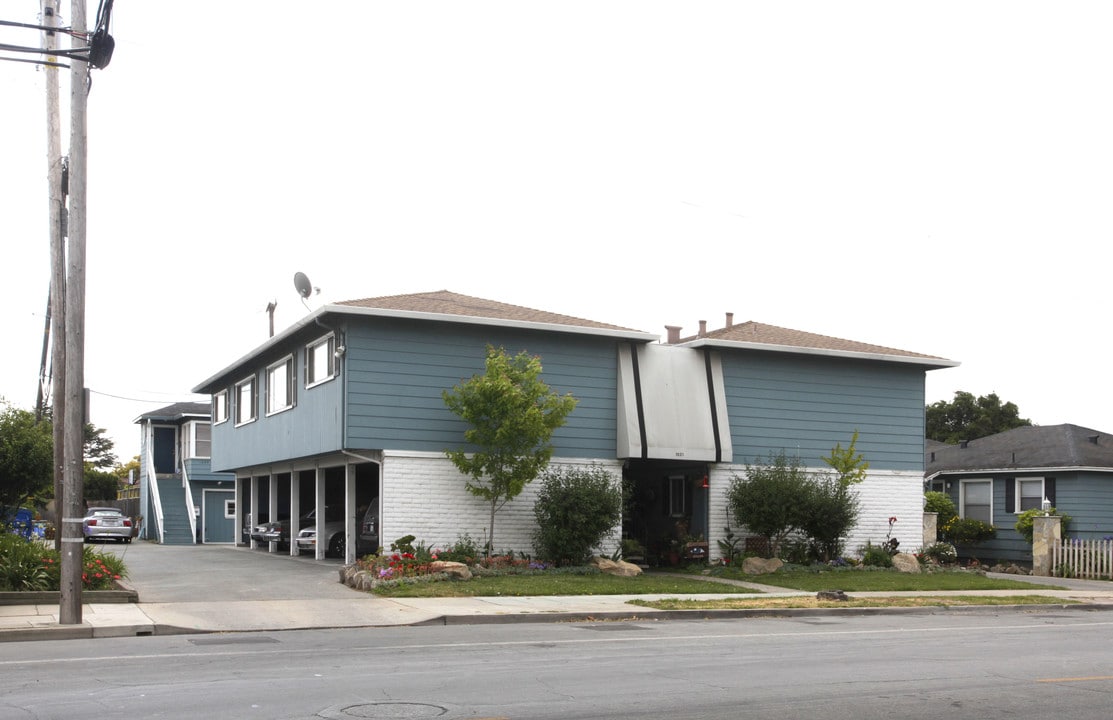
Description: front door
xmin=202 ymin=489 xmax=235 ymax=544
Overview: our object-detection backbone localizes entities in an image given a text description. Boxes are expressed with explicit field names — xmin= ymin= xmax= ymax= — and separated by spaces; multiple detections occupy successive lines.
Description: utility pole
xmin=42 ymin=0 xmax=67 ymax=556
xmin=59 ymin=0 xmax=88 ymax=625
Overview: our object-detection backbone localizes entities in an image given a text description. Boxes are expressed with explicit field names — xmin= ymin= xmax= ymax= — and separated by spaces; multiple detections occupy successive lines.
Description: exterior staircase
xmin=155 ymin=475 xmax=196 ymax=545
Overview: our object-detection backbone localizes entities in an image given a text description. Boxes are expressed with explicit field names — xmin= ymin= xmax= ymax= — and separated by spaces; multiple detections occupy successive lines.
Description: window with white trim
xmin=235 ymin=375 xmax=257 ymax=425
xmin=213 ymin=390 xmax=228 ymax=425
xmin=225 ymin=499 xmax=236 ymax=519
xmin=1015 ymin=477 xmax=1045 ymax=513
xmin=305 ymin=334 xmax=336 ymax=387
xmin=960 ymin=479 xmax=992 ymax=524
xmin=266 ymin=356 xmax=295 ymax=415
xmin=182 ymin=421 xmax=211 ymax=459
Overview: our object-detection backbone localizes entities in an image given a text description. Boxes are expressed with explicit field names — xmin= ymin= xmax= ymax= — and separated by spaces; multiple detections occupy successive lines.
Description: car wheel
xmin=328 ymin=534 xmax=344 ymax=558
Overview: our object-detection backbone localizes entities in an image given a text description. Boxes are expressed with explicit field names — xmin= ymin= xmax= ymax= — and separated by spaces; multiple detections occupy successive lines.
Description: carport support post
xmin=289 ymin=472 xmax=300 ymax=556
xmin=1032 ymin=515 xmax=1062 ymax=576
xmin=315 ymin=467 xmax=326 ymax=560
xmin=268 ymin=474 xmax=279 ymax=552
xmin=345 ymin=463 xmax=356 ymax=565
xmin=249 ymin=477 xmax=259 ymax=549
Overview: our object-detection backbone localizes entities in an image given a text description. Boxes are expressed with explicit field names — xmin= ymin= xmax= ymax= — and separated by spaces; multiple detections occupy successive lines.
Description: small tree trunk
xmin=487 ymin=498 xmax=498 ymax=557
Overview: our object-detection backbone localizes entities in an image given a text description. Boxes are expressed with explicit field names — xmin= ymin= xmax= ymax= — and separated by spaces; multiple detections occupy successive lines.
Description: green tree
xmin=821 ymin=429 xmax=869 ymax=487
xmin=532 ymin=464 xmax=622 ymax=566
xmin=726 ymin=452 xmax=810 ymax=558
xmin=83 ymin=468 xmax=120 ymax=501
xmin=926 ymin=391 xmax=1031 ymax=444
xmin=0 ymin=403 xmax=54 ymax=514
xmin=82 ymin=423 xmax=117 ymax=469
xmin=443 ymin=346 xmax=578 ymax=554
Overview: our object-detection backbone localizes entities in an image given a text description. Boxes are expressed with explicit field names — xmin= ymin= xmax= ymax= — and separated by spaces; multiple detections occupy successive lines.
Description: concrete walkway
xmin=3 ymin=542 xmax=1113 ymax=642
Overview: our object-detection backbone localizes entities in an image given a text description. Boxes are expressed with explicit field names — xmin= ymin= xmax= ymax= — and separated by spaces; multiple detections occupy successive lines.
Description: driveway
xmin=101 ymin=540 xmax=359 ymax=603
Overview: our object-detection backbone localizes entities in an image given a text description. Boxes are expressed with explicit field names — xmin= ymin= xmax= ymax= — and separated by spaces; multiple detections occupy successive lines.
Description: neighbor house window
xmin=305 ymin=334 xmax=336 ymax=387
xmin=235 ymin=375 xmax=257 ymax=425
xmin=183 ymin=421 xmax=211 ymax=459
xmin=212 ymin=390 xmax=228 ymax=425
xmin=1015 ymin=477 xmax=1045 ymax=513
xmin=225 ymin=499 xmax=236 ymax=519
xmin=960 ymin=479 xmax=992 ymax=524
xmin=266 ymin=355 xmax=295 ymax=415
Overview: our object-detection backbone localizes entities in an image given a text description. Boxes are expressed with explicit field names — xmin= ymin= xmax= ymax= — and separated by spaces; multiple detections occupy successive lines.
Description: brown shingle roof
xmin=336 ymin=290 xmax=642 ymax=333
xmin=678 ymin=320 xmax=952 ymax=363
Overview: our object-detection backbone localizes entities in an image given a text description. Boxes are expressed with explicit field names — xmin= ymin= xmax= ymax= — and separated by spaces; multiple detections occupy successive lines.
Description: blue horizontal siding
xmin=344 ymin=319 xmax=618 ymax=458
xmin=721 ymin=351 xmax=927 ymax=471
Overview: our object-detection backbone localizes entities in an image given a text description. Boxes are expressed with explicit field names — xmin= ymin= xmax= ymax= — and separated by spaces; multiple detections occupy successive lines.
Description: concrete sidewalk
xmin=3 ymin=541 xmax=1113 ymax=642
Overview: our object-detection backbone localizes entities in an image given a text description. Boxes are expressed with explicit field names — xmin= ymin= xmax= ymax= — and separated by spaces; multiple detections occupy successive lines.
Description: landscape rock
xmin=891 ymin=552 xmax=921 ymax=573
xmin=589 ymin=557 xmax=643 ymax=577
xmin=429 ymin=560 xmax=473 ymax=580
xmin=816 ymin=590 xmax=849 ymax=601
xmin=742 ymin=557 xmax=784 ymax=575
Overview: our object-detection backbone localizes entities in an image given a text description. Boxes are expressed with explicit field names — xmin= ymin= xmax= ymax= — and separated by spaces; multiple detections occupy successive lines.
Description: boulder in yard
xmin=891 ymin=552 xmax=921 ymax=573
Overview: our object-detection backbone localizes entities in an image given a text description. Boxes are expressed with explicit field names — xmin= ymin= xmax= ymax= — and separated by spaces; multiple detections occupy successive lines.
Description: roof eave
xmin=192 ymin=303 xmax=659 ymax=394
xmin=679 ymin=338 xmax=960 ymax=369
xmin=926 ymin=465 xmax=1113 ymax=479
xmin=331 ymin=303 xmax=658 ymax=342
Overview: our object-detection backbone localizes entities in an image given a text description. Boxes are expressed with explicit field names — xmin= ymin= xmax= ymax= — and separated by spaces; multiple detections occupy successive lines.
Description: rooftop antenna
xmin=293 ymin=271 xmax=320 ymax=312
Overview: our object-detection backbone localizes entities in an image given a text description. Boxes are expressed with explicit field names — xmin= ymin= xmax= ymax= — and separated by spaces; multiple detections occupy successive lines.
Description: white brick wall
xmin=706 ymin=465 xmax=924 ymax=562
xmin=381 ymin=451 xmax=624 ymax=557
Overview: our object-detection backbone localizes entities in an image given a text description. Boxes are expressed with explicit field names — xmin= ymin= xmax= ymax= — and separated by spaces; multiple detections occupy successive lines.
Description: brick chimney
xmin=725 ymin=312 xmax=734 ymax=329
xmin=665 ymin=325 xmax=682 ymax=344
xmin=698 ymin=320 xmax=707 ymax=337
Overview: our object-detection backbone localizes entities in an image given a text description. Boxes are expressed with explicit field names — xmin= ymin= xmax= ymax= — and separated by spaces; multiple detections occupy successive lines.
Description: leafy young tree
xmin=532 ymin=464 xmax=623 ymax=566
xmin=0 ymin=404 xmax=54 ymax=514
xmin=82 ymin=423 xmax=118 ymax=469
xmin=726 ymin=452 xmax=810 ymax=558
xmin=821 ymin=429 xmax=869 ymax=487
xmin=926 ymin=391 xmax=1031 ymax=444
xmin=443 ymin=346 xmax=578 ymax=554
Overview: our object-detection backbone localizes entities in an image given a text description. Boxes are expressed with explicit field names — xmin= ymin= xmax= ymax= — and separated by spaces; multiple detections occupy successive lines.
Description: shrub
xmin=1014 ymin=507 xmax=1072 ymax=544
xmin=437 ymin=534 xmax=481 ymax=564
xmin=860 ymin=541 xmax=893 ymax=568
xmin=532 ymin=464 xmax=622 ymax=566
xmin=924 ymin=491 xmax=958 ymax=538
xmin=727 ymin=452 xmax=811 ymax=558
xmin=920 ymin=542 xmax=958 ymax=565
xmin=0 ymin=534 xmax=126 ymax=591
xmin=798 ymin=477 xmax=859 ymax=562
xmin=945 ymin=518 xmax=997 ymax=545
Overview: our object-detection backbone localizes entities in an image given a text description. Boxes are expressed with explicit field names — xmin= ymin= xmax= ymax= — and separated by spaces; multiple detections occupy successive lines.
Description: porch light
xmin=700 ymin=475 xmax=709 ymax=489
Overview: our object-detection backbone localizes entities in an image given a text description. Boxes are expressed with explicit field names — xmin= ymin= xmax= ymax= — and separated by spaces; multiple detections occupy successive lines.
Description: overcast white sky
xmin=3 ymin=2 xmax=1111 ymax=463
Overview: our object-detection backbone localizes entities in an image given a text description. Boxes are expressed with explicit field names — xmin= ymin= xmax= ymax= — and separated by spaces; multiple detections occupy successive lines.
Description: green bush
xmin=860 ymin=541 xmax=893 ymax=568
xmin=1014 ymin=507 xmax=1072 ymax=544
xmin=437 ymin=534 xmax=481 ymax=564
xmin=532 ymin=464 xmax=622 ymax=566
xmin=924 ymin=491 xmax=958 ymax=533
xmin=945 ymin=518 xmax=997 ymax=545
xmin=0 ymin=534 xmax=127 ymax=591
xmin=920 ymin=541 xmax=958 ymax=564
xmin=727 ymin=452 xmax=811 ymax=558
xmin=798 ymin=477 xmax=859 ymax=561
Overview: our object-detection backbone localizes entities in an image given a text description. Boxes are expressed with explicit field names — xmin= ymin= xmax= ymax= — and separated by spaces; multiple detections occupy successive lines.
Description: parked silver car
xmin=82 ymin=507 xmax=133 ymax=543
xmin=296 ymin=505 xmax=376 ymax=558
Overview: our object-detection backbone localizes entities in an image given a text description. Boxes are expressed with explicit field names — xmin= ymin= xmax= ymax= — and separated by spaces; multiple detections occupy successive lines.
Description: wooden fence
xmin=1052 ymin=538 xmax=1113 ymax=580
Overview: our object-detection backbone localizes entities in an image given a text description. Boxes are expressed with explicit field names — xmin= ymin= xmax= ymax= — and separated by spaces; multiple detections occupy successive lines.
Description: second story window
xmin=213 ymin=390 xmax=228 ymax=425
xmin=267 ymin=356 xmax=295 ymax=415
xmin=235 ymin=375 xmax=257 ymax=426
xmin=306 ymin=334 xmax=336 ymax=387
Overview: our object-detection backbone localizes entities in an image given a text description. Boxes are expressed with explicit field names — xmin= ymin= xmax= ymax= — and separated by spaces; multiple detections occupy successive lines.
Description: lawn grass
xmin=370 ymin=572 xmax=752 ymax=598
xmin=631 ymin=595 xmax=1078 ymax=611
xmin=736 ymin=568 xmax=1066 ymax=592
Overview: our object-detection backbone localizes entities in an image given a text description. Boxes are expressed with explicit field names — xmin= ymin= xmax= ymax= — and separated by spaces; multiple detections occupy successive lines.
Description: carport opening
xmin=622 ymin=460 xmax=710 ymax=567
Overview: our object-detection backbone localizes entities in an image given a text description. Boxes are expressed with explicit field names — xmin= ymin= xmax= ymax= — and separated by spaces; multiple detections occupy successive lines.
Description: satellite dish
xmin=294 ymin=272 xmax=314 ymax=299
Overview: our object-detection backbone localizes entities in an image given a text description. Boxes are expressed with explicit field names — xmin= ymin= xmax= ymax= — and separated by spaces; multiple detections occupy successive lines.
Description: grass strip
xmin=727 ymin=569 xmax=1067 ymax=592
xmin=371 ymin=573 xmax=753 ymax=598
xmin=630 ymin=595 xmax=1078 ymax=611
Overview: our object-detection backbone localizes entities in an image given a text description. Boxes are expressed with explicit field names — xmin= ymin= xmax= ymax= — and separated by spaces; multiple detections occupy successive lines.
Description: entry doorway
xmin=622 ymin=460 xmax=711 ymax=567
